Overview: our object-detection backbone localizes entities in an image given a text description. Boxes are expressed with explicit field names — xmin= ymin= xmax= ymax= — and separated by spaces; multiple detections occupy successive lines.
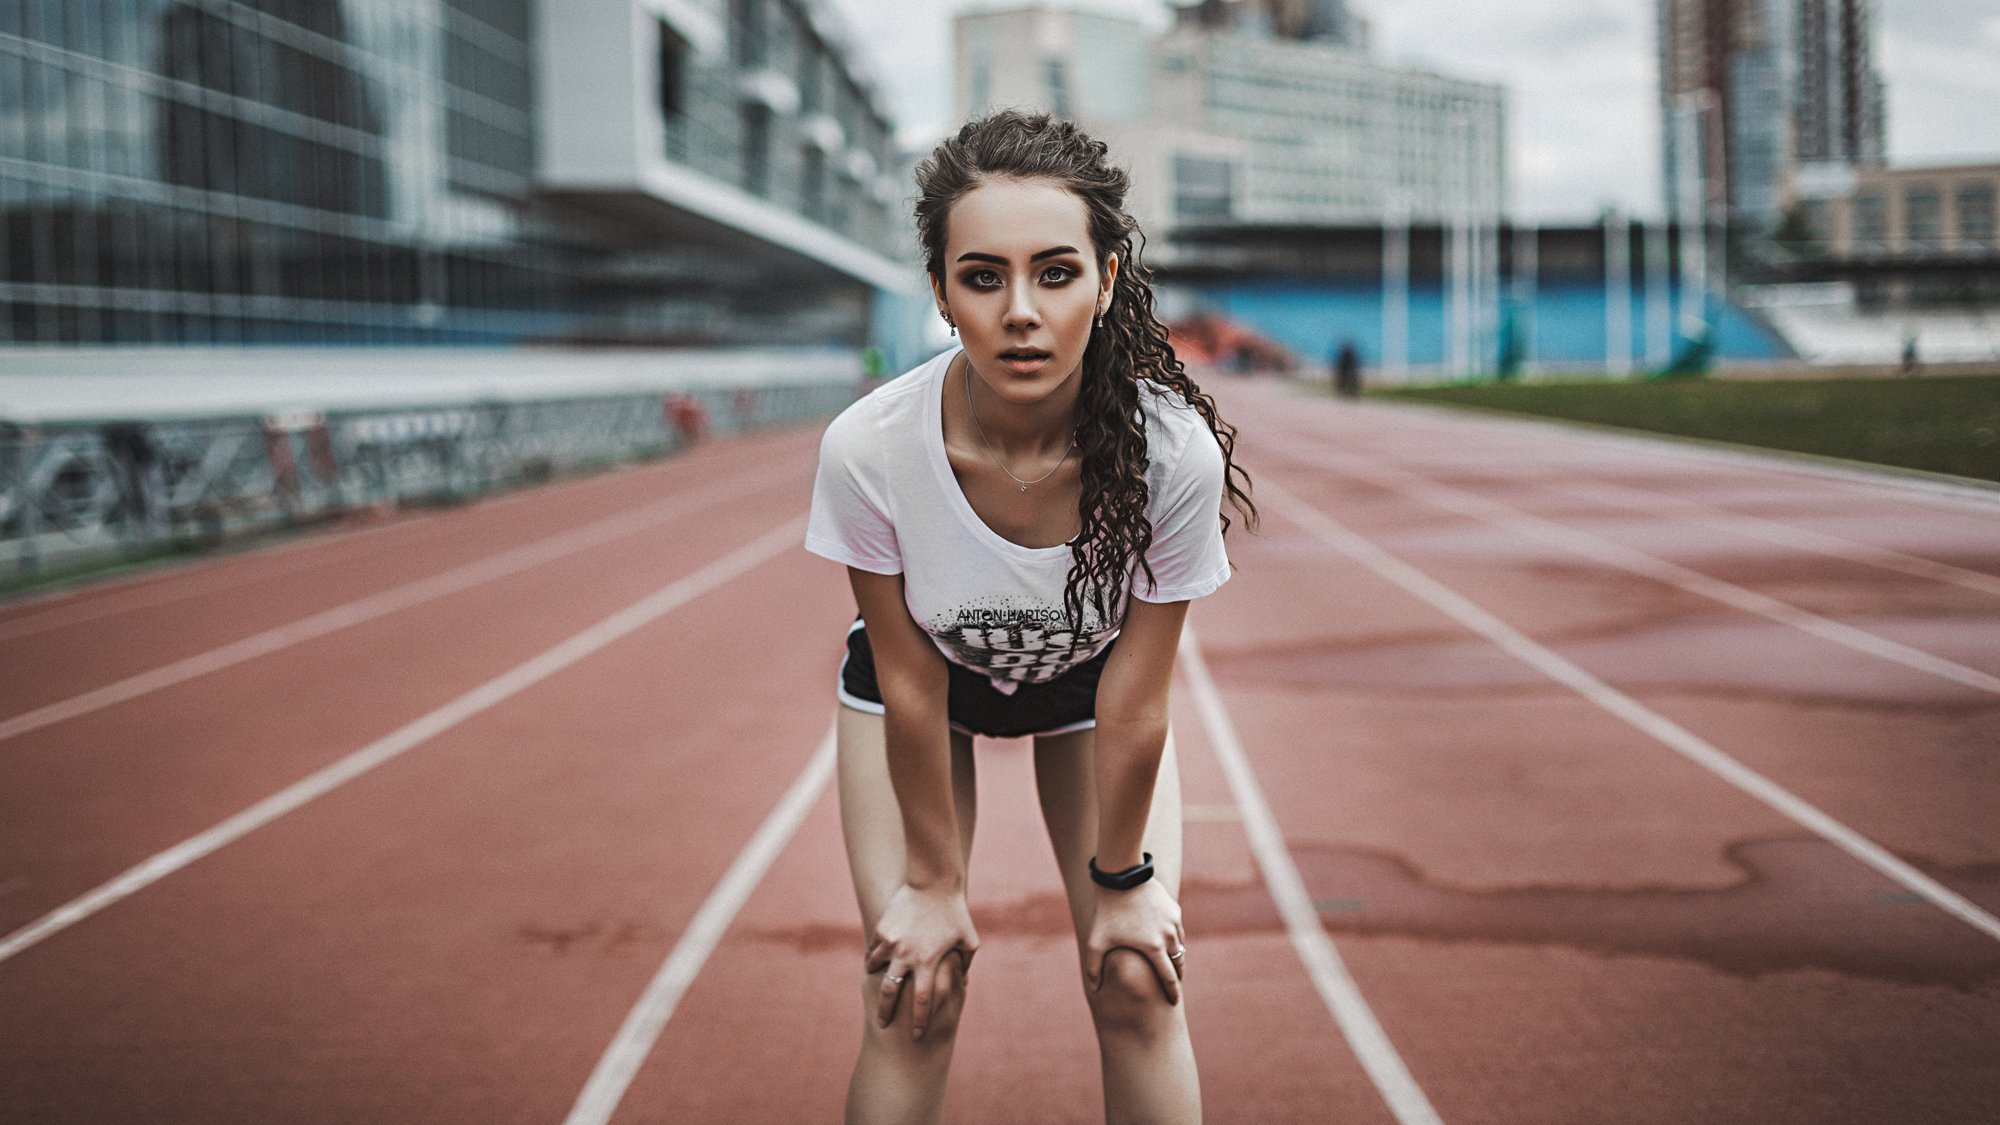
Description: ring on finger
xmin=1169 ymin=948 xmax=1186 ymax=962
xmin=886 ymin=973 xmax=907 ymax=985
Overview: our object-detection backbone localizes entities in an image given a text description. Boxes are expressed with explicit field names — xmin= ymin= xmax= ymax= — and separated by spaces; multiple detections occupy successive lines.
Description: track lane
xmin=601 ymin=639 xmax=1402 ymax=1123
xmin=0 ymin=429 xmax=804 ymax=713
xmin=1217 ymin=389 xmax=2000 ymax=916
xmin=0 ymin=518 xmax=853 ymax=1123
xmin=1263 ymin=415 xmax=2000 ymax=681
xmin=1184 ymin=380 xmax=2000 ymax=1122
xmin=5 ymin=383 xmax=1997 ymax=1122
xmin=0 ymin=456 xmax=817 ymax=939
xmin=1359 ymin=395 xmax=2000 ymax=521
xmin=1256 ymin=432 xmax=2000 ymax=691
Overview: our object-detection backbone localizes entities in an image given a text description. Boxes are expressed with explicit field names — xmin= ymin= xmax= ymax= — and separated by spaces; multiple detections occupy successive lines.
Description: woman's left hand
xmin=1085 ymin=879 xmax=1186 ymax=1005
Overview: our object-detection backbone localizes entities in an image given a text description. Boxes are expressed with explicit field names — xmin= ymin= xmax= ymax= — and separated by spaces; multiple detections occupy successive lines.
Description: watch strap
xmin=1089 ymin=853 xmax=1155 ymax=890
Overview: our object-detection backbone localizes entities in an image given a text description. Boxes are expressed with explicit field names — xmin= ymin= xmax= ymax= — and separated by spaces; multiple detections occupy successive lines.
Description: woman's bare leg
xmin=1033 ymin=725 xmax=1200 ymax=1124
xmin=837 ymin=704 xmax=978 ymax=1125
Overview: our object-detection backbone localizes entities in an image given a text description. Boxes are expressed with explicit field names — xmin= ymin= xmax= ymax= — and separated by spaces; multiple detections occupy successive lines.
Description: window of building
xmin=799 ymin=43 xmax=822 ymax=115
xmin=1173 ymin=154 xmax=1233 ymax=220
xmin=732 ymin=0 xmax=765 ymax=68
xmin=1042 ymin=57 xmax=1069 ymax=117
xmin=1853 ymin=192 xmax=1886 ymax=247
xmin=1905 ymin=186 xmax=1942 ymax=244
xmin=741 ymin=102 xmax=771 ymax=197
xmin=658 ymin=20 xmax=687 ymax=119
xmin=801 ymin=146 xmax=824 ymax=221
xmin=970 ymin=54 xmax=991 ymax=112
xmin=1957 ymin=183 xmax=1995 ymax=246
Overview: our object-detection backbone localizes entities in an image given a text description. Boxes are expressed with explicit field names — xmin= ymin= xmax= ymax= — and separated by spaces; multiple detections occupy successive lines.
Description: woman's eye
xmin=966 ymin=270 xmax=1001 ymax=289
xmin=1040 ymin=265 xmax=1075 ymax=284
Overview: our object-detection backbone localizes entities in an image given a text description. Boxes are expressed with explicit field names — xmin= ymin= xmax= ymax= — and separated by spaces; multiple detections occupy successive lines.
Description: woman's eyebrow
xmin=954 ymin=246 xmax=1081 ymax=264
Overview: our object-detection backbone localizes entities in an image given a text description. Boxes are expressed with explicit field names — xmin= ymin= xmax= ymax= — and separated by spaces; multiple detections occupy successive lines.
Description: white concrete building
xmin=952 ymin=5 xmax=1506 ymax=233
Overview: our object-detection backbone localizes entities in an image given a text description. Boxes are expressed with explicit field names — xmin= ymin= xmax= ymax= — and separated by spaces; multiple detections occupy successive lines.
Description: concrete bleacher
xmin=1738 ymin=284 xmax=2000 ymax=366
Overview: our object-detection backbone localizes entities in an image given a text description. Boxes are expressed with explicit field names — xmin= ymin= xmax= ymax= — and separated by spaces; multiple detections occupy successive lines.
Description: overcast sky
xmin=825 ymin=0 xmax=2000 ymax=221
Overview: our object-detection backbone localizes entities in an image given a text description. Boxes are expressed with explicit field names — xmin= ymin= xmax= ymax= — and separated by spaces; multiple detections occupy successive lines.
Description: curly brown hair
xmin=914 ymin=110 xmax=1258 ymax=633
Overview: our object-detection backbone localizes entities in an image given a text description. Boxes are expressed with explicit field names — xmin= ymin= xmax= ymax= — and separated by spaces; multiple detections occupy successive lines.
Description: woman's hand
xmin=866 ymin=882 xmax=980 ymax=1040
xmin=1086 ymin=880 xmax=1186 ymax=1005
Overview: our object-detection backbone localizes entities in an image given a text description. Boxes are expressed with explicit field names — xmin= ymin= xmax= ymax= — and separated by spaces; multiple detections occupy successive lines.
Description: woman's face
xmin=932 ymin=177 xmax=1117 ymax=406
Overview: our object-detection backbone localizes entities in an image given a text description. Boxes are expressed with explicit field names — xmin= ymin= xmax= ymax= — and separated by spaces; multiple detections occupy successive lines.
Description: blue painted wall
xmin=1173 ymin=280 xmax=1791 ymax=373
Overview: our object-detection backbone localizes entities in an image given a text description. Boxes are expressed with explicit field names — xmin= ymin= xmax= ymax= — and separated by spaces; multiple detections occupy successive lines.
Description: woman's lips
xmin=998 ymin=350 xmax=1051 ymax=374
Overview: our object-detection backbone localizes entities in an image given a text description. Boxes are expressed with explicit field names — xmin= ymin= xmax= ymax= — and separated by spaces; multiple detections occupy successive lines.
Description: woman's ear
xmin=929 ymin=271 xmax=947 ymax=317
xmin=1100 ymin=254 xmax=1119 ymax=306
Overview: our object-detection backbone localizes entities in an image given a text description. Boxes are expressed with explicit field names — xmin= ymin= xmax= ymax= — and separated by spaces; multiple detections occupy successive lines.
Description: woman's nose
xmin=1003 ymin=283 xmax=1040 ymax=328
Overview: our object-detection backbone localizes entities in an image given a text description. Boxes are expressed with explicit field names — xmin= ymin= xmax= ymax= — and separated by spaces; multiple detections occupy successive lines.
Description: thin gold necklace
xmin=962 ymin=359 xmax=1076 ymax=492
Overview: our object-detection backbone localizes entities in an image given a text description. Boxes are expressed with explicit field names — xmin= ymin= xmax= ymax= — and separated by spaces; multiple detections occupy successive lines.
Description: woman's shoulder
xmin=1136 ymin=378 xmax=1217 ymax=472
xmin=820 ymin=350 xmax=946 ymax=449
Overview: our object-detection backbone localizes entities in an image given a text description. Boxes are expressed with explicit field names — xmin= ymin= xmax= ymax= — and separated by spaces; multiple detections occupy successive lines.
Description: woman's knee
xmin=1085 ymin=949 xmax=1178 ymax=1043
xmin=859 ymin=955 xmax=970 ymax=1045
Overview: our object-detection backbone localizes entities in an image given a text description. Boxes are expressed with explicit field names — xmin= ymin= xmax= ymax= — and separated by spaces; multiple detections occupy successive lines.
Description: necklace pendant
xmin=1019 ymin=483 xmax=1029 ymax=492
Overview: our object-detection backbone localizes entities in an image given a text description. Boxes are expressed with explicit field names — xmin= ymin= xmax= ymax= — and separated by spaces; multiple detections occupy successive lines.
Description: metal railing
xmin=1 ymin=380 xmax=854 ymax=580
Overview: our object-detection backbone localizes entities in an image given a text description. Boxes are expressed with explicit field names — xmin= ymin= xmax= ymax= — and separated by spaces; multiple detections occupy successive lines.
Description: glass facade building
xmin=1657 ymin=0 xmax=1886 ymax=234
xmin=0 ymin=0 xmax=909 ymax=346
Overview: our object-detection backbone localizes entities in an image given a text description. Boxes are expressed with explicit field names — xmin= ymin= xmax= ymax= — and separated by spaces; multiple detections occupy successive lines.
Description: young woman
xmin=805 ymin=111 xmax=1257 ymax=1124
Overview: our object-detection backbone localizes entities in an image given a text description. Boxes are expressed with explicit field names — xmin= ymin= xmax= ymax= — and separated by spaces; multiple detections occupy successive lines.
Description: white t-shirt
xmin=805 ymin=346 xmax=1232 ymax=693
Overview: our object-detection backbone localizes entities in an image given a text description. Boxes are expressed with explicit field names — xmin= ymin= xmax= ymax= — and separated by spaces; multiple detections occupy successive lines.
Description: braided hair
xmin=914 ymin=111 xmax=1258 ymax=633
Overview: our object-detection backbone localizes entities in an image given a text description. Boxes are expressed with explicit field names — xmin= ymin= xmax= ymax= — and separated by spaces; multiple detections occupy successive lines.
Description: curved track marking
xmin=562 ymin=724 xmax=836 ymax=1125
xmin=1179 ymin=626 xmax=1447 ymax=1125
xmin=0 ymin=465 xmax=797 ymax=745
xmin=0 ymin=519 xmax=431 ymax=644
xmin=1361 ymin=397 xmax=2000 ymax=514
xmin=0 ymin=517 xmax=805 ymax=966
xmin=1257 ymin=473 xmax=2000 ymax=945
xmin=1548 ymin=478 xmax=2000 ymax=599
xmin=1267 ymin=434 xmax=2000 ymax=695
xmin=0 ymin=515 xmax=424 ymax=631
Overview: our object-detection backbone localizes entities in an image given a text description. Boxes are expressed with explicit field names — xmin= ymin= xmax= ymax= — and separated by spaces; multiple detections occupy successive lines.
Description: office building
xmin=0 ymin=0 xmax=912 ymax=347
xmin=1173 ymin=0 xmax=1368 ymax=49
xmin=1657 ymin=0 xmax=1886 ymax=234
xmin=954 ymin=4 xmax=1503 ymax=233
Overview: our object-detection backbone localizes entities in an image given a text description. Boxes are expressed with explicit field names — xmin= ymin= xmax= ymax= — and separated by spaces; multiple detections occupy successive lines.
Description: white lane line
xmin=0 ymin=435 xmax=788 ymax=641
xmin=1258 ymin=473 xmax=2000 ymax=945
xmin=1179 ymin=625 xmax=1446 ymax=1125
xmin=0 ymin=519 xmax=431 ymax=644
xmin=1267 ymin=434 xmax=2000 ymax=696
xmin=1358 ymin=396 xmax=2000 ymax=514
xmin=1549 ymin=478 xmax=2000 ymax=600
xmin=562 ymin=724 xmax=837 ymax=1125
xmin=0 ymin=464 xmax=797 ymax=745
xmin=0 ymin=517 xmax=805 ymax=966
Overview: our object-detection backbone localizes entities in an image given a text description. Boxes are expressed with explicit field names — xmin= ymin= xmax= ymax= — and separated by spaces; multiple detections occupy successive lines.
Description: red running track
xmin=0 ymin=380 xmax=1996 ymax=1123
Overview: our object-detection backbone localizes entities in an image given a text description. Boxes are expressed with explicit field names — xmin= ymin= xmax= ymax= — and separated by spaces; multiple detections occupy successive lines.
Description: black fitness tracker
xmin=1089 ymin=853 xmax=1155 ymax=890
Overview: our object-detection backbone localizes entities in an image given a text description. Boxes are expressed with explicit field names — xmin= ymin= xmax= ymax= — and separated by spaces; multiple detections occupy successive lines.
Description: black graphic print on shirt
xmin=926 ymin=596 xmax=1117 ymax=692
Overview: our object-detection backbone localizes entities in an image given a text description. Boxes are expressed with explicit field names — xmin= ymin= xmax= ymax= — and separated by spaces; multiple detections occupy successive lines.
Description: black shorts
xmin=837 ymin=618 xmax=1114 ymax=739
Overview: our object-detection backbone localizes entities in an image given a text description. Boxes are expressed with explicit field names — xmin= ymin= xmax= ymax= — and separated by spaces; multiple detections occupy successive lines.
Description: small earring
xmin=1094 ymin=311 xmax=1104 ymax=331
xmin=943 ymin=312 xmax=956 ymax=336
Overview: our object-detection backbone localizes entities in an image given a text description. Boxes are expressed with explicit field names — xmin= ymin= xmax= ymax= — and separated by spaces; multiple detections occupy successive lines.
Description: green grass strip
xmin=1370 ymin=376 xmax=2000 ymax=484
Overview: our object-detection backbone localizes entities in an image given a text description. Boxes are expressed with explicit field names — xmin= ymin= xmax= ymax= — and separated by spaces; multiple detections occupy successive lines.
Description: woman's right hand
xmin=865 ymin=882 xmax=979 ymax=1040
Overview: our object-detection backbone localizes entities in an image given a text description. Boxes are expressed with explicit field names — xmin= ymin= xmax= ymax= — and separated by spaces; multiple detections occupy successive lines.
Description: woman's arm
xmin=847 ymin=567 xmax=978 ymax=1040
xmin=848 ymin=567 xmax=959 ymax=888
xmin=1085 ymin=594 xmax=1191 ymax=1002
xmin=1093 ymin=596 xmax=1188 ymax=870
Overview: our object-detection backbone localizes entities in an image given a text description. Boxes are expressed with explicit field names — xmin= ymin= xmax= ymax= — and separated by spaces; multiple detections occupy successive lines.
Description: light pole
xmin=1381 ymin=193 xmax=1410 ymax=382
xmin=1672 ymin=89 xmax=1719 ymax=348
